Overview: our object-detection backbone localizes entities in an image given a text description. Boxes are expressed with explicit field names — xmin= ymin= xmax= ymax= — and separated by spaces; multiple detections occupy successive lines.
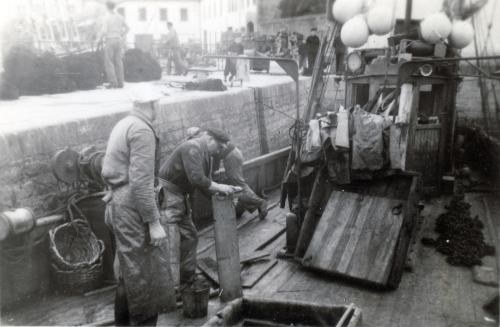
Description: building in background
xmin=1 ymin=0 xmax=84 ymax=55
xmin=200 ymin=0 xmax=257 ymax=52
xmin=116 ymin=0 xmax=201 ymax=51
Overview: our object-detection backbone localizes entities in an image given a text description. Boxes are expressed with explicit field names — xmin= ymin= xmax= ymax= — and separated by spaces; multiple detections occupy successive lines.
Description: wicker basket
xmin=51 ymin=253 xmax=104 ymax=294
xmin=49 ymin=219 xmax=103 ymax=271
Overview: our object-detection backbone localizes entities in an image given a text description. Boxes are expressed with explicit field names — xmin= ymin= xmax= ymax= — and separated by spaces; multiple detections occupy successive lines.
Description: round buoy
xmin=341 ymin=15 xmax=370 ymax=48
xmin=332 ymin=0 xmax=364 ymax=24
xmin=449 ymin=20 xmax=474 ymax=49
xmin=367 ymin=5 xmax=394 ymax=35
xmin=420 ymin=12 xmax=452 ymax=44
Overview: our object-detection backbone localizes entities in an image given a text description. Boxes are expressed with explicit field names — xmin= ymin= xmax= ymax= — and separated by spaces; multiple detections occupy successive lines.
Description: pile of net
xmin=422 ymin=189 xmax=495 ymax=267
xmin=123 ymin=48 xmax=161 ymax=82
xmin=1 ymin=46 xmax=102 ymax=100
xmin=184 ymin=79 xmax=227 ymax=91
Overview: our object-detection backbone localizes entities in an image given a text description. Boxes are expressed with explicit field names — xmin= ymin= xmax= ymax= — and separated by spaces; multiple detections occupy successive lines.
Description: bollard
xmin=212 ymin=193 xmax=242 ymax=302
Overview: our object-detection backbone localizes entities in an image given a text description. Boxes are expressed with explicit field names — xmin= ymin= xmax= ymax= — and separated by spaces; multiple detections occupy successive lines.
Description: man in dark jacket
xmin=213 ymin=142 xmax=268 ymax=219
xmin=159 ymin=129 xmax=240 ymax=288
xmin=304 ymin=27 xmax=320 ymax=76
xmin=102 ymin=84 xmax=175 ymax=326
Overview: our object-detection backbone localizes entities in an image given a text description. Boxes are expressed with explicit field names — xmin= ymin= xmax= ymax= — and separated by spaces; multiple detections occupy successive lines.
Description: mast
xmin=404 ymin=0 xmax=413 ymax=33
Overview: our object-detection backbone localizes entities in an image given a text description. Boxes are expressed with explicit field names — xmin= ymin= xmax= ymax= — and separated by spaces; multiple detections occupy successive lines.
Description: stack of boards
xmin=301 ymin=189 xmax=411 ymax=289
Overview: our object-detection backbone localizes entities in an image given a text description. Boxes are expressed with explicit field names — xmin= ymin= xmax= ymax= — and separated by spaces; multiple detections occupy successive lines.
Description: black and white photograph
xmin=0 ymin=0 xmax=499 ymax=326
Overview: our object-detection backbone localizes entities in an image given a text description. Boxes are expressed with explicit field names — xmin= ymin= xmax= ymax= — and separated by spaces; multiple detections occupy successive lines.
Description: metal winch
xmin=51 ymin=147 xmax=105 ymax=186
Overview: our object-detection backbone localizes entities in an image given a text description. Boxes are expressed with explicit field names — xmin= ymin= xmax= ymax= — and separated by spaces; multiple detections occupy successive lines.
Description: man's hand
xmin=209 ymin=182 xmax=242 ymax=195
xmin=148 ymin=220 xmax=167 ymax=247
xmin=214 ymin=183 xmax=242 ymax=195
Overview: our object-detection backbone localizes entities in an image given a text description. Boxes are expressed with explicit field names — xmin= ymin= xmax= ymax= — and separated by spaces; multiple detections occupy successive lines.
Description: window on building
xmin=117 ymin=7 xmax=125 ymax=17
xmin=138 ymin=8 xmax=146 ymax=21
xmin=160 ymin=8 xmax=167 ymax=21
xmin=180 ymin=8 xmax=188 ymax=21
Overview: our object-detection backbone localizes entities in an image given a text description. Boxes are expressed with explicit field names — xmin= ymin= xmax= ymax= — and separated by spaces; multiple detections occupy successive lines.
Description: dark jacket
xmin=159 ymin=138 xmax=212 ymax=194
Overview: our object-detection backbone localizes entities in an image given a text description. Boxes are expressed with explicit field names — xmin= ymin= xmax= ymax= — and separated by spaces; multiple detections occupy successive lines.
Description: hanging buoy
xmin=341 ymin=15 xmax=369 ymax=48
xmin=367 ymin=5 xmax=394 ymax=35
xmin=332 ymin=0 xmax=364 ymax=24
xmin=449 ymin=20 xmax=474 ymax=49
xmin=420 ymin=12 xmax=452 ymax=44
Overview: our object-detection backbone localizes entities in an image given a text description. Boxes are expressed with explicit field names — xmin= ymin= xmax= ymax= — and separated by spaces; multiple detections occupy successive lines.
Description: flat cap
xmin=206 ymin=128 xmax=230 ymax=143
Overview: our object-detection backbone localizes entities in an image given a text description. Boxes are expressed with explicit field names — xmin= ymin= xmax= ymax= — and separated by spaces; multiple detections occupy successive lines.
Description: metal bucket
xmin=182 ymin=280 xmax=210 ymax=318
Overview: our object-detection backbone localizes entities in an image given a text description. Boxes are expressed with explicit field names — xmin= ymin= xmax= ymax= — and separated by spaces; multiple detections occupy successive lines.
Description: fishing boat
xmin=1 ymin=0 xmax=500 ymax=326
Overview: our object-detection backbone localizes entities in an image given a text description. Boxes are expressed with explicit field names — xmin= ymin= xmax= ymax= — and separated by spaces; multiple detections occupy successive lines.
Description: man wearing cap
xmin=98 ymin=1 xmax=129 ymax=88
xmin=158 ymin=129 xmax=240 ymax=288
xmin=305 ymin=27 xmax=320 ymax=76
xmin=187 ymin=128 xmax=268 ymax=220
xmin=102 ymin=84 xmax=175 ymax=326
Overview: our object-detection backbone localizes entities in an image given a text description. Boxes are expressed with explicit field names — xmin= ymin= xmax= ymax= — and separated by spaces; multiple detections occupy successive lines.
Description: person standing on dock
xmin=165 ymin=22 xmax=188 ymax=75
xmin=304 ymin=27 xmax=320 ymax=76
xmin=102 ymin=84 xmax=175 ymax=326
xmin=159 ymin=129 xmax=241 ymax=289
xmin=98 ymin=1 xmax=129 ymax=88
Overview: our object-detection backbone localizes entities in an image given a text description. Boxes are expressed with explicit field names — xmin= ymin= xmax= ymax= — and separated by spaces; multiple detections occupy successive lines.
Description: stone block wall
xmin=456 ymin=77 xmax=500 ymax=140
xmin=0 ymin=78 xmax=312 ymax=216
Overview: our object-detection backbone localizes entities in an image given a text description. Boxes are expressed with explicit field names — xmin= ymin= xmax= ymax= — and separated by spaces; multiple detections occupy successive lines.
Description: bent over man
xmin=159 ymin=129 xmax=240 ymax=288
xmin=214 ymin=142 xmax=268 ymax=219
xmin=102 ymin=84 xmax=175 ymax=326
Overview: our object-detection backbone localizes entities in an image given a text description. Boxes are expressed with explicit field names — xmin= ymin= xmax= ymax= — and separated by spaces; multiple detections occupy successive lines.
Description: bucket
xmin=181 ymin=280 xmax=210 ymax=318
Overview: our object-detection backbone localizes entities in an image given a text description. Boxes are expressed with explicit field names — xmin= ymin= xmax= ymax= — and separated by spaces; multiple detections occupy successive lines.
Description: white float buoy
xmin=341 ymin=15 xmax=370 ymax=48
xmin=420 ymin=12 xmax=452 ymax=44
xmin=449 ymin=20 xmax=474 ymax=49
xmin=367 ymin=5 xmax=394 ymax=35
xmin=332 ymin=0 xmax=364 ymax=24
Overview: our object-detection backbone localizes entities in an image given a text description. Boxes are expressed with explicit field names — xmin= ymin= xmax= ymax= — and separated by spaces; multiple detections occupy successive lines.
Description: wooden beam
xmin=212 ymin=194 xmax=243 ymax=302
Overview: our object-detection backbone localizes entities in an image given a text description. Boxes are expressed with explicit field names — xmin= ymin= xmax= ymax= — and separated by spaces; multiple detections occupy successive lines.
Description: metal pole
xmin=295 ymin=79 xmax=302 ymax=222
xmin=472 ymin=16 xmax=490 ymax=135
xmin=404 ymin=0 xmax=413 ymax=33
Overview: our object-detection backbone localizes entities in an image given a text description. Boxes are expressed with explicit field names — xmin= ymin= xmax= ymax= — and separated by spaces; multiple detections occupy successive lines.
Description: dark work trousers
xmin=164 ymin=187 xmax=198 ymax=285
xmin=224 ymin=58 xmax=237 ymax=80
xmin=306 ymin=49 xmax=318 ymax=75
xmin=103 ymin=37 xmax=124 ymax=88
xmin=115 ymin=279 xmax=159 ymax=326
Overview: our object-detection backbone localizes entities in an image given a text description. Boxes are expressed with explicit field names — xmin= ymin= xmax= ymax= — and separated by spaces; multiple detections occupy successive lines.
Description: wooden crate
xmin=299 ymin=174 xmax=420 ymax=289
xmin=203 ymin=297 xmax=361 ymax=327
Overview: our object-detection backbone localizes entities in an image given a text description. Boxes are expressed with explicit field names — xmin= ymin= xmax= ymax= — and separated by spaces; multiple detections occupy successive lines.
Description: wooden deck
xmin=2 ymin=190 xmax=498 ymax=327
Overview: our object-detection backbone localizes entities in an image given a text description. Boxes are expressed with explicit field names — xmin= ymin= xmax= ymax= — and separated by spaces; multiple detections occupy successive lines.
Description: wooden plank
xmin=303 ymin=190 xmax=406 ymax=286
xmin=212 ymin=194 xmax=242 ymax=302
xmin=241 ymin=260 xmax=278 ymax=288
xmin=334 ymin=196 xmax=374 ymax=274
xmin=350 ymin=198 xmax=399 ymax=283
xmin=367 ymin=203 xmax=404 ymax=282
xmin=197 ymin=256 xmax=278 ymax=289
xmin=302 ymin=192 xmax=357 ymax=269
xmin=197 ymin=257 xmax=220 ymax=285
xmin=240 ymin=250 xmax=270 ymax=264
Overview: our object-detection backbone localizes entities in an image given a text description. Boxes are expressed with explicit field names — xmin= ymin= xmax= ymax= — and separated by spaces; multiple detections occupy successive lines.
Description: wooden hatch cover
xmin=302 ymin=191 xmax=405 ymax=287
